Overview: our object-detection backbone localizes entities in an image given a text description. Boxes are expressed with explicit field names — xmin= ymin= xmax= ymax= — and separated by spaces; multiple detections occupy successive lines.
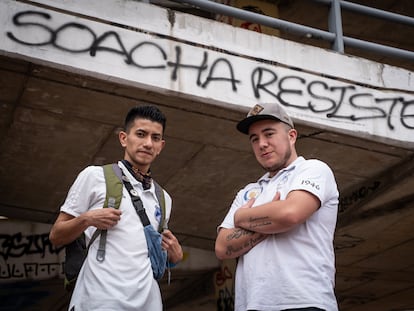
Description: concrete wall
xmin=1 ymin=0 xmax=413 ymax=148
xmin=1 ymin=1 xmax=414 ymax=309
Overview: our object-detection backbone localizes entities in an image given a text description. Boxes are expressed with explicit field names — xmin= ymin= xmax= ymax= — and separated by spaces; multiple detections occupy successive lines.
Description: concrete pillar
xmin=214 ymin=259 xmax=237 ymax=311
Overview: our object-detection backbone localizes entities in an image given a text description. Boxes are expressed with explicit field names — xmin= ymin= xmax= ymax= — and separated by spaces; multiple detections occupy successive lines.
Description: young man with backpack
xmin=49 ymin=105 xmax=183 ymax=311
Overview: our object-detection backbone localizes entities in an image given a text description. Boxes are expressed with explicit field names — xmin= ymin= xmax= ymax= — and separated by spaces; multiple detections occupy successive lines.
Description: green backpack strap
xmin=103 ymin=163 xmax=165 ymax=233
xmin=96 ymin=164 xmax=123 ymax=262
xmin=103 ymin=164 xmax=123 ymax=209
xmin=153 ymin=180 xmax=166 ymax=233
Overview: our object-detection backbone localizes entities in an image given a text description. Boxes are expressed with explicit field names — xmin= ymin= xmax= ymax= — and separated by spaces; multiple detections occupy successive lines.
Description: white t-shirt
xmin=61 ymin=161 xmax=172 ymax=311
xmin=219 ymin=156 xmax=339 ymax=311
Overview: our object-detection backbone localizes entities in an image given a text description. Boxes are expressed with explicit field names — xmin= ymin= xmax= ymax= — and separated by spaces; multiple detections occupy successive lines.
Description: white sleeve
xmin=60 ymin=166 xmax=106 ymax=217
xmin=218 ymin=182 xmax=261 ymax=230
xmin=289 ymin=159 xmax=337 ymax=206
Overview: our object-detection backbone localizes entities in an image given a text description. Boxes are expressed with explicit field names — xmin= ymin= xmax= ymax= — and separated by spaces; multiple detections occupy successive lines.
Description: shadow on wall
xmin=0 ymin=279 xmax=71 ymax=311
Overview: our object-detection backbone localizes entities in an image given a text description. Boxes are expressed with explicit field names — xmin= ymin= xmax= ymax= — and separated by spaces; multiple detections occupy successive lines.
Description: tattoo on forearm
xmin=225 ymin=229 xmax=266 ymax=256
xmin=225 ymin=228 xmax=254 ymax=241
xmin=249 ymin=216 xmax=271 ymax=229
xmin=225 ymin=245 xmax=243 ymax=256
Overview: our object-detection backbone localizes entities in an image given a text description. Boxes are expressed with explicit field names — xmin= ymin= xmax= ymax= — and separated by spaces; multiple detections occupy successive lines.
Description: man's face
xmin=119 ymin=118 xmax=165 ymax=172
xmin=248 ymin=119 xmax=297 ymax=176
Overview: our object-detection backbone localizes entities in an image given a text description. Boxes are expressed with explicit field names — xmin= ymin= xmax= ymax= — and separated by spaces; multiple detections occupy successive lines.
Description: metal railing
xmin=165 ymin=0 xmax=414 ymax=63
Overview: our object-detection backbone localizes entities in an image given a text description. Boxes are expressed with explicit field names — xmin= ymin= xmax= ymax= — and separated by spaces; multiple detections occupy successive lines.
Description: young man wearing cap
xmin=215 ymin=102 xmax=339 ymax=311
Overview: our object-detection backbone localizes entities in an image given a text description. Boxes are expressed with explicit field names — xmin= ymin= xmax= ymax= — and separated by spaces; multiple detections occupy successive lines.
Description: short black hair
xmin=124 ymin=105 xmax=166 ymax=134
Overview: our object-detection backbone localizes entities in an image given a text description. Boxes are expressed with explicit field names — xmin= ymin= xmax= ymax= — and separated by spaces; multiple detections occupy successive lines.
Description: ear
xmin=158 ymin=139 xmax=166 ymax=155
xmin=288 ymin=128 xmax=297 ymax=143
xmin=119 ymin=130 xmax=127 ymax=148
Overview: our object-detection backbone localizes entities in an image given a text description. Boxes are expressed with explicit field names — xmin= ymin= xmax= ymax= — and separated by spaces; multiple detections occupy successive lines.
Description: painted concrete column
xmin=214 ymin=258 xmax=237 ymax=311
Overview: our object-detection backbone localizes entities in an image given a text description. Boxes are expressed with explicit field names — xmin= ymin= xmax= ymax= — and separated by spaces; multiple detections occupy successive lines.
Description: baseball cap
xmin=237 ymin=102 xmax=294 ymax=134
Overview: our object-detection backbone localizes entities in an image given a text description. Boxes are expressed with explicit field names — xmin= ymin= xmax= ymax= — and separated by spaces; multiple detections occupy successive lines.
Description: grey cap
xmin=237 ymin=102 xmax=294 ymax=134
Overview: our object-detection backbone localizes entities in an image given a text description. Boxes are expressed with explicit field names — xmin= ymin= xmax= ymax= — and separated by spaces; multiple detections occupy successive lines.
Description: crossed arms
xmin=215 ymin=190 xmax=320 ymax=260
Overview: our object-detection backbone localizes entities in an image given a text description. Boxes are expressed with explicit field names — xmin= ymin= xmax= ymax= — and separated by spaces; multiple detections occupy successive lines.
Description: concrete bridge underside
xmin=1 ymin=0 xmax=414 ymax=310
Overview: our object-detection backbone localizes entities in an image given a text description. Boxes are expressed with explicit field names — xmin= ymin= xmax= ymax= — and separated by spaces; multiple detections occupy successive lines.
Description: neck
xmin=131 ymin=165 xmax=150 ymax=176
xmin=267 ymin=155 xmax=298 ymax=177
xmin=122 ymin=160 xmax=152 ymax=190
xmin=122 ymin=160 xmax=150 ymax=176
xmin=123 ymin=159 xmax=149 ymax=173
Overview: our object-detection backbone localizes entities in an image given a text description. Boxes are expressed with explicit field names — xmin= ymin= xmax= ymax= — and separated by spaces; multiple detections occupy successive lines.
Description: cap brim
xmin=237 ymin=115 xmax=281 ymax=134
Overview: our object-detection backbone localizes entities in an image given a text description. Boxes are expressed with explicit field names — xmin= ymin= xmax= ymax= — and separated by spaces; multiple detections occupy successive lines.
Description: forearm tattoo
xmin=225 ymin=228 xmax=266 ymax=256
xmin=225 ymin=228 xmax=254 ymax=241
xmin=248 ymin=216 xmax=271 ymax=229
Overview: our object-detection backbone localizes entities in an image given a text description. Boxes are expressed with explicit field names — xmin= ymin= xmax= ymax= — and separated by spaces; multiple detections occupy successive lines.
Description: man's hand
xmin=240 ymin=197 xmax=255 ymax=209
xmin=162 ymin=229 xmax=183 ymax=264
xmin=239 ymin=192 xmax=280 ymax=210
xmin=86 ymin=208 xmax=122 ymax=230
xmin=235 ymin=191 xmax=280 ymax=219
xmin=272 ymin=191 xmax=281 ymax=202
xmin=49 ymin=208 xmax=121 ymax=247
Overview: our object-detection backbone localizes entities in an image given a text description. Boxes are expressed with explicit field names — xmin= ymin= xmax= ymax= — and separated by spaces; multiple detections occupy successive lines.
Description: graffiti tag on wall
xmin=0 ymin=230 xmax=64 ymax=281
xmin=5 ymin=10 xmax=414 ymax=135
xmin=215 ymin=260 xmax=236 ymax=311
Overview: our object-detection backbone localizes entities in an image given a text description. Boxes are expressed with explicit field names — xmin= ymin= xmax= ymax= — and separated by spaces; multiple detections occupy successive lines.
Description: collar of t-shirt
xmin=258 ymin=156 xmax=304 ymax=184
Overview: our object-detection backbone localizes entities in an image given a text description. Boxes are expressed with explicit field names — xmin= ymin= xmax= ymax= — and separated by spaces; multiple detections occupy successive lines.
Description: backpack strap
xmin=153 ymin=180 xmax=166 ymax=233
xmin=153 ymin=180 xmax=173 ymax=281
xmin=95 ymin=163 xmax=166 ymax=261
xmin=104 ymin=164 xmax=123 ymax=209
xmin=96 ymin=164 xmax=123 ymax=262
xmin=115 ymin=162 xmax=166 ymax=232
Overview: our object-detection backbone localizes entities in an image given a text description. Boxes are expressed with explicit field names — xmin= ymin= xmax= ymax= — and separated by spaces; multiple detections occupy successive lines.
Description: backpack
xmin=63 ymin=163 xmax=165 ymax=291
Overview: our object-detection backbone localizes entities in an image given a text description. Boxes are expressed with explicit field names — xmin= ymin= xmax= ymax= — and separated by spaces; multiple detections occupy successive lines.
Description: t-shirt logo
xmin=243 ymin=186 xmax=262 ymax=201
xmin=277 ymin=174 xmax=289 ymax=190
xmin=154 ymin=205 xmax=162 ymax=223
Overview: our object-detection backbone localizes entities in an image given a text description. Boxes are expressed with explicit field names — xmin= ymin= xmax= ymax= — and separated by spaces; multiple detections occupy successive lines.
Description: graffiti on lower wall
xmin=215 ymin=259 xmax=236 ymax=311
xmin=0 ymin=221 xmax=64 ymax=282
